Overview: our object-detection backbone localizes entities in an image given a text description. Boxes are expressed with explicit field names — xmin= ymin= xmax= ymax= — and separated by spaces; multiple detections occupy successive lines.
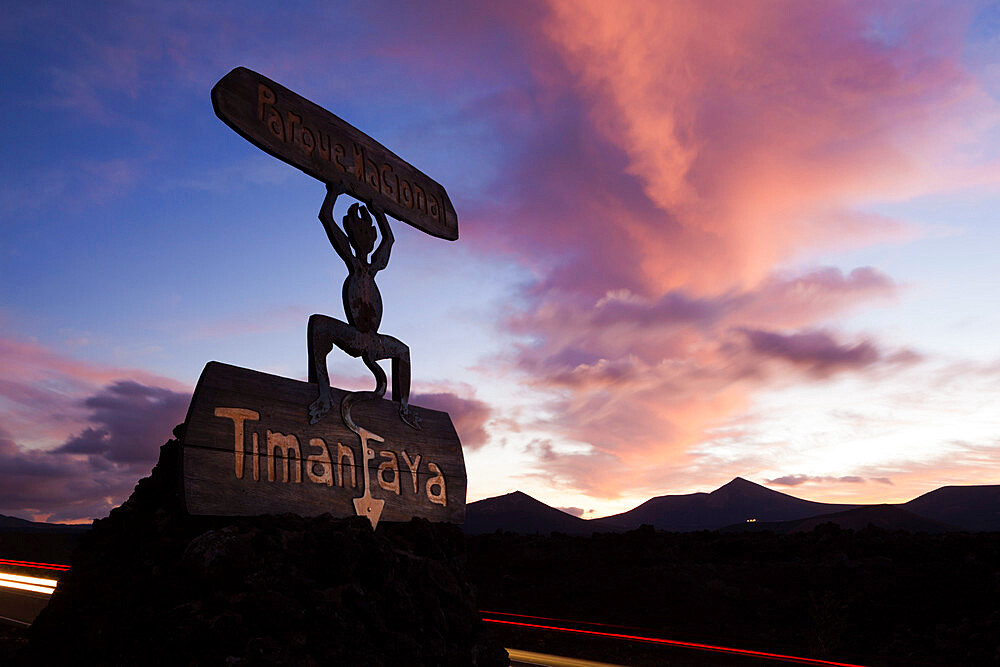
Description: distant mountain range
xmin=0 ymin=514 xmax=90 ymax=534
xmin=5 ymin=477 xmax=997 ymax=536
xmin=465 ymin=478 xmax=1000 ymax=535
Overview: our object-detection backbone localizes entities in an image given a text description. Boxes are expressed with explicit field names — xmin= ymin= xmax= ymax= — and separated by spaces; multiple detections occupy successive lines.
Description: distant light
xmin=0 ymin=571 xmax=56 ymax=595
xmin=746 ymin=518 xmax=757 ymax=522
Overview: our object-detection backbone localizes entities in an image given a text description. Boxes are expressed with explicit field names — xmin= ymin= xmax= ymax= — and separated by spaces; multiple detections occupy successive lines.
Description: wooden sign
xmin=212 ymin=67 xmax=458 ymax=241
xmin=179 ymin=362 xmax=466 ymax=526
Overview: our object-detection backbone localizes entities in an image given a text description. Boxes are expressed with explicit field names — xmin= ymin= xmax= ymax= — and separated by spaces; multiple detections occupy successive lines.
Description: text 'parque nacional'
xmin=212 ymin=67 xmax=458 ymax=241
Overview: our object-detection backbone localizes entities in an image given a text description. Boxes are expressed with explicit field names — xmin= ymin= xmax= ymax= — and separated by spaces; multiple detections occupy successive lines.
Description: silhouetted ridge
xmin=707 ymin=477 xmax=792 ymax=503
xmin=465 ymin=491 xmax=591 ymax=535
xmin=590 ymin=478 xmax=860 ymax=531
xmin=902 ymin=484 xmax=1000 ymax=531
xmin=0 ymin=514 xmax=89 ymax=534
xmin=713 ymin=476 xmax=777 ymax=494
xmin=467 ymin=479 xmax=1000 ymax=535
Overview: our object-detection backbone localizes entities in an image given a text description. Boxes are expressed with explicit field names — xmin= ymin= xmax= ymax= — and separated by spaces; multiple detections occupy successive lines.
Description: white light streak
xmin=0 ymin=571 xmax=57 ymax=595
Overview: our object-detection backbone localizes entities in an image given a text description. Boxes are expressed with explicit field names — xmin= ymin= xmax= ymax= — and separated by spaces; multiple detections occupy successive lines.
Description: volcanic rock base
xmin=25 ymin=430 xmax=507 ymax=666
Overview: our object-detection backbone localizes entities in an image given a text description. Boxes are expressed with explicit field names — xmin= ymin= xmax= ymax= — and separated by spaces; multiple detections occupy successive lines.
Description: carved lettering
xmin=401 ymin=450 xmax=421 ymax=494
xmin=251 ymin=432 xmax=260 ymax=481
xmin=400 ymin=179 xmax=413 ymax=208
xmin=352 ymin=143 xmax=365 ymax=181
xmin=214 ymin=407 xmax=260 ymax=480
xmin=266 ymin=106 xmax=285 ymax=141
xmin=317 ymin=130 xmax=331 ymax=161
xmin=257 ymin=84 xmax=276 ymax=122
xmin=428 ymin=194 xmax=440 ymax=221
xmin=426 ymin=462 xmax=447 ymax=506
xmin=286 ymin=111 xmax=302 ymax=146
xmin=414 ymin=183 xmax=427 ymax=214
xmin=380 ymin=163 xmax=395 ymax=198
xmin=300 ymin=126 xmax=315 ymax=155
xmin=336 ymin=442 xmax=356 ymax=488
xmin=377 ymin=450 xmax=400 ymax=495
xmin=306 ymin=437 xmax=334 ymax=486
xmin=366 ymin=157 xmax=381 ymax=190
xmin=267 ymin=430 xmax=301 ymax=483
xmin=334 ymin=143 xmax=348 ymax=172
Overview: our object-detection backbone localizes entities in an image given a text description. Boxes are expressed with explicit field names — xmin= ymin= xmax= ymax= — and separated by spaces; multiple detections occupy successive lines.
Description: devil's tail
xmin=340 ymin=353 xmax=387 ymax=434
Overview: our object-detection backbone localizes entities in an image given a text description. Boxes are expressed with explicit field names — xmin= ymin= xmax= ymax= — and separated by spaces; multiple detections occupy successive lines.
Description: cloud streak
xmin=766 ymin=474 xmax=884 ymax=487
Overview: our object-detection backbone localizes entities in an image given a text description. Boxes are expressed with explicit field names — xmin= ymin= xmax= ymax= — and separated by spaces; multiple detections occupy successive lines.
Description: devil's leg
xmin=308 ymin=314 xmax=363 ymax=424
xmin=373 ymin=333 xmax=418 ymax=428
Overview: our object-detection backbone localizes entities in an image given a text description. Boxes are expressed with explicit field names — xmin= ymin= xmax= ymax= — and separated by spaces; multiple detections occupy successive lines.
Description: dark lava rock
xmin=24 ymin=430 xmax=507 ymax=666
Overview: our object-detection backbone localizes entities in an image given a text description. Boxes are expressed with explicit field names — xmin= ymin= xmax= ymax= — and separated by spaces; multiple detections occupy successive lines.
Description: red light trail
xmin=0 ymin=558 xmax=70 ymax=572
xmin=482 ymin=616 xmax=868 ymax=666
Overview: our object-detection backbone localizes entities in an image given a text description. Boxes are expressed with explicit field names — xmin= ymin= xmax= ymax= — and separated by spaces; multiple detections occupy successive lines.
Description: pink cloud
xmin=500 ymin=262 xmax=923 ymax=495
xmin=458 ymin=2 xmax=995 ymax=498
xmin=535 ymin=1 xmax=990 ymax=292
xmin=740 ymin=329 xmax=880 ymax=378
xmin=0 ymin=379 xmax=189 ymax=523
xmin=767 ymin=474 xmax=872 ymax=487
xmin=54 ymin=381 xmax=189 ymax=465
xmin=451 ymin=1 xmax=993 ymax=295
xmin=0 ymin=429 xmax=126 ymax=522
xmin=0 ymin=333 xmax=191 ymax=521
xmin=414 ymin=391 xmax=492 ymax=450
xmin=0 ymin=336 xmax=188 ymax=446
xmin=507 ymin=290 xmax=922 ymax=495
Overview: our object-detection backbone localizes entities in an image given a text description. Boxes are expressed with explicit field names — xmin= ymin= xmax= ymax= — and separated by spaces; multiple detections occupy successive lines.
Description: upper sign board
xmin=212 ymin=67 xmax=458 ymax=241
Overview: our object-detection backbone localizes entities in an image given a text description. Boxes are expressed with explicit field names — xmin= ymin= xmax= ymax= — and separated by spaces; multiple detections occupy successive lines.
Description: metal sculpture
xmin=307 ymin=184 xmax=419 ymax=431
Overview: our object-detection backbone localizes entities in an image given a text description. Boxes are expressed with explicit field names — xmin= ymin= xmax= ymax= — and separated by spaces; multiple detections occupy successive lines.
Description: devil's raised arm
xmin=318 ymin=182 xmax=353 ymax=265
xmin=370 ymin=207 xmax=394 ymax=272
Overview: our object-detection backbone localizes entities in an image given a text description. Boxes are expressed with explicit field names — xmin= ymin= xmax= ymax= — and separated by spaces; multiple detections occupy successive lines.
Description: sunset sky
xmin=2 ymin=1 xmax=999 ymax=523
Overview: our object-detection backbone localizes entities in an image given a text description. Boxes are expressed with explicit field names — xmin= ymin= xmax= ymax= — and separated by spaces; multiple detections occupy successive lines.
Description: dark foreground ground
xmin=468 ymin=525 xmax=1000 ymax=666
xmin=3 ymin=514 xmax=998 ymax=665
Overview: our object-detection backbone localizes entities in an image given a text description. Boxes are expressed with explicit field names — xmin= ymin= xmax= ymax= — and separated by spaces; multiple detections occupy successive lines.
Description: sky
xmin=2 ymin=1 xmax=999 ymax=523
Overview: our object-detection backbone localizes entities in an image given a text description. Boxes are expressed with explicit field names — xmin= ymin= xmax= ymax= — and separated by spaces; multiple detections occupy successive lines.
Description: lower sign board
xmin=179 ymin=362 xmax=466 ymax=525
